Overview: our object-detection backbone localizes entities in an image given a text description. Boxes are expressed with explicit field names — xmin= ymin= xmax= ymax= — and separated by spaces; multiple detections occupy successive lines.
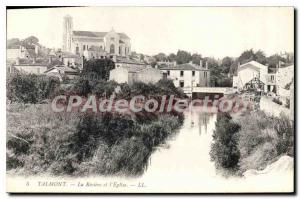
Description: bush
xmin=239 ymin=142 xmax=277 ymax=171
xmin=274 ymin=113 xmax=294 ymax=156
xmin=91 ymin=80 xmax=119 ymax=97
xmin=235 ymin=111 xmax=294 ymax=173
xmin=7 ymin=103 xmax=183 ymax=176
xmin=70 ymin=77 xmax=91 ymax=96
xmin=7 ymin=73 xmax=60 ymax=103
xmin=210 ymin=112 xmax=240 ymax=169
xmin=285 ymin=98 xmax=290 ymax=109
xmin=82 ymin=58 xmax=115 ymax=81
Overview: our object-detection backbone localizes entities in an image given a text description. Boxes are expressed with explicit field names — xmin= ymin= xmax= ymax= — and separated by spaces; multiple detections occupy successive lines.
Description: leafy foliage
xmin=6 ymin=103 xmax=183 ymax=176
xmin=235 ymin=111 xmax=294 ymax=172
xmin=7 ymin=73 xmax=60 ymax=103
xmin=210 ymin=112 xmax=241 ymax=169
xmin=82 ymin=58 xmax=115 ymax=81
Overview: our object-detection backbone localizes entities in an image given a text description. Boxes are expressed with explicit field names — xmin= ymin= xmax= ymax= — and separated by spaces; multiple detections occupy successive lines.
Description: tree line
xmin=148 ymin=49 xmax=294 ymax=87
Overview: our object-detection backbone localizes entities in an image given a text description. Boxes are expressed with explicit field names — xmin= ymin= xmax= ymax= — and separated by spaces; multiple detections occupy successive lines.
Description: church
xmin=62 ymin=15 xmax=131 ymax=58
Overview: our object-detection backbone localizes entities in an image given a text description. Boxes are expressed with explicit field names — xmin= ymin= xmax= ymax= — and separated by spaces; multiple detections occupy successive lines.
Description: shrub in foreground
xmin=210 ymin=112 xmax=241 ymax=170
xmin=6 ymin=103 xmax=183 ymax=176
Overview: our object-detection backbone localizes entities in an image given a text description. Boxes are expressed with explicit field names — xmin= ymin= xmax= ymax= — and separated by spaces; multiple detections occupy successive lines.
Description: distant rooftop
xmin=160 ymin=63 xmax=208 ymax=71
xmin=73 ymin=31 xmax=130 ymax=39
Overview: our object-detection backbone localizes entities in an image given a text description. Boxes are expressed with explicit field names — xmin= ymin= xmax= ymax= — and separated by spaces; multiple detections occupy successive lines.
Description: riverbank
xmin=8 ymin=107 xmax=294 ymax=193
xmin=6 ymin=103 xmax=184 ymax=177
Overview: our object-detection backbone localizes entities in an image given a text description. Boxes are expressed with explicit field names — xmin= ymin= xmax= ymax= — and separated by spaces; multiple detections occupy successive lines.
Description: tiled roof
xmin=45 ymin=65 xmax=78 ymax=73
xmin=160 ymin=63 xmax=208 ymax=71
xmin=238 ymin=60 xmax=268 ymax=70
xmin=7 ymin=45 xmax=20 ymax=49
xmin=126 ymin=65 xmax=146 ymax=73
xmin=118 ymin=33 xmax=130 ymax=39
xmin=73 ymin=31 xmax=130 ymax=39
xmin=73 ymin=37 xmax=104 ymax=42
xmin=62 ymin=52 xmax=80 ymax=58
xmin=73 ymin=31 xmax=106 ymax=37
xmin=116 ymin=57 xmax=146 ymax=65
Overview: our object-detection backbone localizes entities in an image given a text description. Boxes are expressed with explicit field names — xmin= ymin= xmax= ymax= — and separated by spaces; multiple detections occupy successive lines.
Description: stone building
xmin=110 ymin=65 xmax=163 ymax=85
xmin=62 ymin=15 xmax=131 ymax=57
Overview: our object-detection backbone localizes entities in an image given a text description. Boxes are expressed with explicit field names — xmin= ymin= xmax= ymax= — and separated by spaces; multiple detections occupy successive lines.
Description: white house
xmin=160 ymin=62 xmax=210 ymax=89
xmin=109 ymin=65 xmax=162 ymax=85
xmin=233 ymin=61 xmax=270 ymax=92
xmin=233 ymin=60 xmax=294 ymax=96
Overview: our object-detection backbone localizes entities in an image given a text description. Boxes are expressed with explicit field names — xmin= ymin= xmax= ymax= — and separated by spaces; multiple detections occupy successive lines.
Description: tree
xmin=167 ymin=53 xmax=176 ymax=62
xmin=266 ymin=54 xmax=286 ymax=68
xmin=221 ymin=57 xmax=233 ymax=73
xmin=229 ymin=49 xmax=267 ymax=75
xmin=7 ymin=38 xmax=21 ymax=48
xmin=254 ymin=50 xmax=267 ymax=65
xmin=82 ymin=58 xmax=115 ymax=81
xmin=210 ymin=112 xmax=241 ymax=169
xmin=154 ymin=53 xmax=167 ymax=62
xmin=191 ymin=53 xmax=202 ymax=65
xmin=176 ymin=50 xmax=192 ymax=64
xmin=24 ymin=36 xmax=39 ymax=45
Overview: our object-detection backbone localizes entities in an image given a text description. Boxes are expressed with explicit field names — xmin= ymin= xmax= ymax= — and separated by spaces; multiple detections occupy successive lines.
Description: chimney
xmin=49 ymin=56 xmax=52 ymax=64
xmin=200 ymin=59 xmax=203 ymax=68
xmin=34 ymin=45 xmax=39 ymax=55
xmin=278 ymin=61 xmax=282 ymax=68
xmin=16 ymin=57 xmax=20 ymax=65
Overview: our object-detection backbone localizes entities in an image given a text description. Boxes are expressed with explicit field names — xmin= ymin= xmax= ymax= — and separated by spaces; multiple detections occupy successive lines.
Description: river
xmin=138 ymin=108 xmax=294 ymax=193
xmin=6 ymin=108 xmax=293 ymax=193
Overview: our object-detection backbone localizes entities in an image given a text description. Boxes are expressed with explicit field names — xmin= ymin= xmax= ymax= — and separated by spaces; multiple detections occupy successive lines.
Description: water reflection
xmin=139 ymin=108 xmax=293 ymax=192
xmin=143 ymin=108 xmax=217 ymax=177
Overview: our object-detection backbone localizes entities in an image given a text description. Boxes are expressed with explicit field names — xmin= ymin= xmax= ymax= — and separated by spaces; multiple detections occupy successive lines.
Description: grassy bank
xmin=7 ymin=103 xmax=184 ymax=176
xmin=7 ymin=73 xmax=185 ymax=176
xmin=210 ymin=110 xmax=294 ymax=175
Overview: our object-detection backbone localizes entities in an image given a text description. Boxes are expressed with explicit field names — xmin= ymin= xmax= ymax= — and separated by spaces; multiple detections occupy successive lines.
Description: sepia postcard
xmin=6 ymin=6 xmax=294 ymax=193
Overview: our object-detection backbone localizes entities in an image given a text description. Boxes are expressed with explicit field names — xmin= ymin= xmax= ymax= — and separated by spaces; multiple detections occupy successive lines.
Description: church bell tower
xmin=63 ymin=15 xmax=73 ymax=52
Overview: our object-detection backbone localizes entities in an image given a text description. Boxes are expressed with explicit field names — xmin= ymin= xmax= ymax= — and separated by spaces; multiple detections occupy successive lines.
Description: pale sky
xmin=7 ymin=7 xmax=294 ymax=58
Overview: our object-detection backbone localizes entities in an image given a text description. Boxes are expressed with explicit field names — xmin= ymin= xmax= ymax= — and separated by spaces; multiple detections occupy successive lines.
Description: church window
xmin=119 ymin=46 xmax=122 ymax=55
xmin=167 ymin=70 xmax=170 ymax=76
xmin=87 ymin=45 xmax=89 ymax=50
xmin=76 ymin=46 xmax=79 ymax=55
xmin=83 ymin=45 xmax=86 ymax=51
xmin=100 ymin=45 xmax=103 ymax=50
xmin=192 ymin=71 xmax=195 ymax=76
xmin=110 ymin=44 xmax=115 ymax=54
